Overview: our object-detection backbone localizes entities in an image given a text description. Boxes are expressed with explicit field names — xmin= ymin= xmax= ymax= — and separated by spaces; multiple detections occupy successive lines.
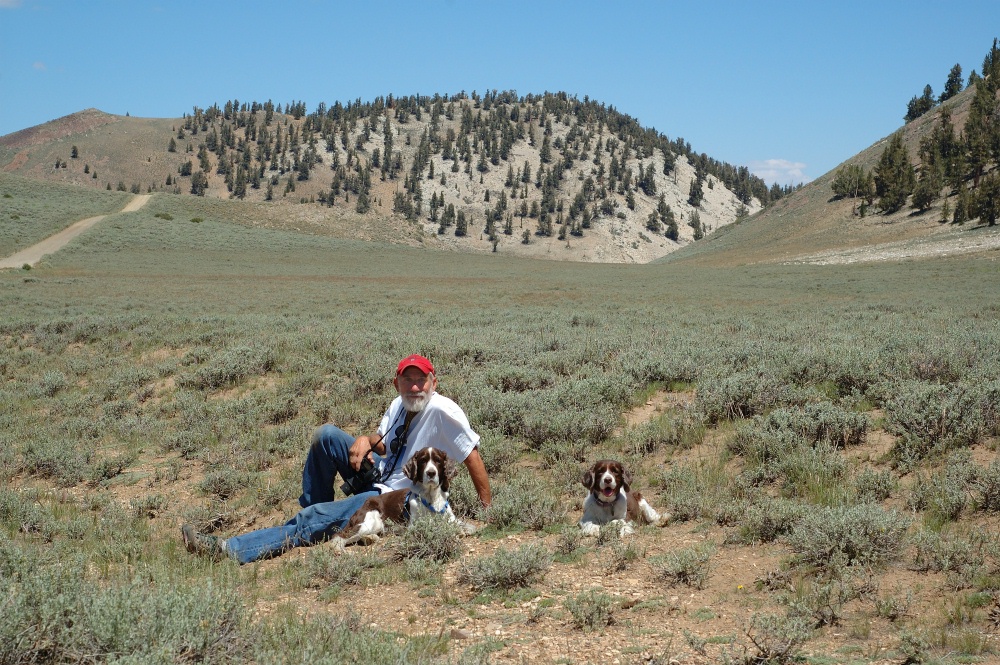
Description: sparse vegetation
xmin=2 ymin=39 xmax=1000 ymax=660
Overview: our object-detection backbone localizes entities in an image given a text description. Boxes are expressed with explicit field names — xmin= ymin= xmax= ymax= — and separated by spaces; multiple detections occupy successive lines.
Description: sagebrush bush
xmin=656 ymin=461 xmax=728 ymax=522
xmin=752 ymin=402 xmax=871 ymax=448
xmin=786 ymin=504 xmax=909 ymax=569
xmin=911 ymin=529 xmax=984 ymax=584
xmin=564 ymin=589 xmax=617 ymax=631
xmin=391 ymin=514 xmax=464 ymax=562
xmin=725 ymin=497 xmax=805 ymax=546
xmin=484 ymin=472 xmax=566 ymax=530
xmin=627 ymin=408 xmax=705 ymax=455
xmin=974 ymin=459 xmax=1000 ymax=512
xmin=651 ymin=542 xmax=716 ymax=589
xmin=698 ymin=370 xmax=805 ymax=424
xmin=457 ymin=542 xmax=551 ymax=591
xmin=20 ymin=435 xmax=91 ymax=486
xmin=178 ymin=345 xmax=276 ymax=390
xmin=306 ymin=547 xmax=385 ymax=588
xmin=884 ymin=381 xmax=992 ymax=465
xmin=909 ymin=452 xmax=975 ymax=518
xmin=853 ymin=467 xmax=895 ymax=503
xmin=0 ymin=551 xmax=248 ymax=664
xmin=739 ymin=612 xmax=813 ymax=664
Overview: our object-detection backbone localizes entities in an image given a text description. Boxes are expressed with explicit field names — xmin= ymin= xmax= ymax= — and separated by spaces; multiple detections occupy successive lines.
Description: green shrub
xmin=752 ymin=402 xmax=871 ymax=448
xmin=698 ymin=370 xmax=804 ymax=424
xmin=739 ymin=613 xmax=812 ymax=664
xmin=777 ymin=443 xmax=848 ymax=502
xmin=178 ymin=345 xmax=276 ymax=390
xmin=786 ymin=577 xmax=856 ymax=627
xmin=199 ymin=468 xmax=254 ymax=500
xmin=874 ymin=587 xmax=913 ymax=622
xmin=306 ymin=548 xmax=385 ymax=588
xmin=911 ymin=529 xmax=984 ymax=586
xmin=726 ymin=498 xmax=805 ymax=546
xmin=21 ymin=436 xmax=90 ymax=486
xmin=476 ymin=428 xmax=522 ymax=474
xmin=896 ymin=629 xmax=930 ymax=665
xmin=786 ymin=504 xmax=909 ymax=569
xmin=484 ymin=472 xmax=566 ymax=530
xmin=974 ymin=459 xmax=1000 ymax=512
xmin=0 ymin=556 xmax=247 ymax=664
xmin=853 ymin=467 xmax=895 ymax=503
xmin=457 ymin=542 xmax=551 ymax=591
xmin=35 ymin=370 xmax=68 ymax=397
xmin=627 ymin=408 xmax=705 ymax=455
xmin=391 ymin=514 xmax=464 ymax=562
xmin=564 ymin=589 xmax=617 ymax=630
xmin=0 ymin=489 xmax=56 ymax=540
xmin=906 ymin=452 xmax=976 ymax=525
xmin=651 ymin=542 xmax=715 ymax=589
xmin=884 ymin=381 xmax=991 ymax=465
xmin=656 ymin=461 xmax=727 ymax=522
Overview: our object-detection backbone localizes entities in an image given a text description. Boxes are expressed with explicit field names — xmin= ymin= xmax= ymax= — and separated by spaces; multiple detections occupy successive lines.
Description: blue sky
xmin=1 ymin=1 xmax=998 ymax=186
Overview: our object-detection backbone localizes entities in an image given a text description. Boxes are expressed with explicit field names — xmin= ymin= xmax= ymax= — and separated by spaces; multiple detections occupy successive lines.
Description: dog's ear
xmin=581 ymin=468 xmax=595 ymax=489
xmin=403 ymin=455 xmax=420 ymax=481
xmin=440 ymin=460 xmax=453 ymax=493
xmin=621 ymin=466 xmax=632 ymax=493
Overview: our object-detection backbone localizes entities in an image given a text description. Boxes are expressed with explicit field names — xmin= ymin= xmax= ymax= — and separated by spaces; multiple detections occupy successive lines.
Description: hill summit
xmin=1 ymin=92 xmax=797 ymax=264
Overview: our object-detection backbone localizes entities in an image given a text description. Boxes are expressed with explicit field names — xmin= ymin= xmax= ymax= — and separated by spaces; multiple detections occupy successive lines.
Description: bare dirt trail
xmin=0 ymin=194 xmax=151 ymax=269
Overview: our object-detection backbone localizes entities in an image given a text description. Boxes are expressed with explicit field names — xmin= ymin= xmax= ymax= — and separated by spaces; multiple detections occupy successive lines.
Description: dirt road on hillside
xmin=0 ymin=194 xmax=151 ymax=269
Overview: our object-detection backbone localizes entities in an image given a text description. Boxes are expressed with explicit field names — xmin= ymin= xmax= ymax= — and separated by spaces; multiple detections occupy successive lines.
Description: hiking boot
xmin=181 ymin=524 xmax=226 ymax=560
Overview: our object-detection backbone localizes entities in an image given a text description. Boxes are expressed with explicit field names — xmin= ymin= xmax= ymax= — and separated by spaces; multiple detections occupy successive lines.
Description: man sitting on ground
xmin=181 ymin=354 xmax=491 ymax=563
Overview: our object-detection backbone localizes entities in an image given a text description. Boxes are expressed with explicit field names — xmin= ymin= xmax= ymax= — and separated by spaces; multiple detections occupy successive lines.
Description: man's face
xmin=394 ymin=367 xmax=437 ymax=413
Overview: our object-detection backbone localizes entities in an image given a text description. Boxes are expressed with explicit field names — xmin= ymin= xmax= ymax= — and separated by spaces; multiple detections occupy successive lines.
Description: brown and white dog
xmin=330 ymin=447 xmax=467 ymax=551
xmin=579 ymin=459 xmax=669 ymax=536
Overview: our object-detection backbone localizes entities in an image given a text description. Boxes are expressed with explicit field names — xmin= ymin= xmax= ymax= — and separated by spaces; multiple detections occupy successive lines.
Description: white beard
xmin=401 ymin=392 xmax=429 ymax=413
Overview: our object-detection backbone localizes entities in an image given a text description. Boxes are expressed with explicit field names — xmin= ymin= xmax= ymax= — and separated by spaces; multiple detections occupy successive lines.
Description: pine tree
xmin=953 ymin=186 xmax=971 ymax=224
xmin=964 ymin=78 xmax=998 ymax=188
xmin=940 ymin=63 xmax=964 ymax=102
xmin=874 ymin=132 xmax=915 ymax=213
xmin=688 ymin=177 xmax=704 ymax=207
xmin=904 ymin=85 xmax=936 ymax=122
xmin=975 ymin=172 xmax=1000 ymax=226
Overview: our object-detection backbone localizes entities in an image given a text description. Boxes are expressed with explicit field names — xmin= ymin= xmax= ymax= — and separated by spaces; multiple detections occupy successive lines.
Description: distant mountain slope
xmin=0 ymin=92 xmax=789 ymax=264
xmin=666 ymin=80 xmax=1000 ymax=267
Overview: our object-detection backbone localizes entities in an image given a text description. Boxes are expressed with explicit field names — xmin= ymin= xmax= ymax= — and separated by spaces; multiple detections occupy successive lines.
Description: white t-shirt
xmin=373 ymin=391 xmax=479 ymax=493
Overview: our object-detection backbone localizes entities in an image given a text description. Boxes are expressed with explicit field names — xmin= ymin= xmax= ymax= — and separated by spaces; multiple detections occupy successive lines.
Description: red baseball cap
xmin=396 ymin=354 xmax=434 ymax=376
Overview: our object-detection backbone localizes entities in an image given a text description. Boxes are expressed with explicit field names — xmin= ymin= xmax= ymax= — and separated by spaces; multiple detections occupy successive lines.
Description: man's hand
xmin=348 ymin=435 xmax=375 ymax=471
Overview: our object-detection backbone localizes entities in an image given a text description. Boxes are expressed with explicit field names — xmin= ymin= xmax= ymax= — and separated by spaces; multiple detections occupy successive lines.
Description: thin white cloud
xmin=0 ymin=0 xmax=23 ymax=8
xmin=32 ymin=61 xmax=46 ymax=71
xmin=748 ymin=159 xmax=809 ymax=187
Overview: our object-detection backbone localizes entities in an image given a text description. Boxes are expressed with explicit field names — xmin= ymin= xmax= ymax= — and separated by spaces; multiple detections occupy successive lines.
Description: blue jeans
xmin=224 ymin=424 xmax=379 ymax=564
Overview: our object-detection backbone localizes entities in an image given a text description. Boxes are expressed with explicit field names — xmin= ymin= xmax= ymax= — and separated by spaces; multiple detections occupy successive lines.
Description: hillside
xmin=665 ymin=79 xmax=1000 ymax=267
xmin=0 ymin=93 xmax=779 ymax=264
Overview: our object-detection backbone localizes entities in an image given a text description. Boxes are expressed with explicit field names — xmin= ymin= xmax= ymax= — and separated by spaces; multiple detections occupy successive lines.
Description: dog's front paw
xmin=579 ymin=522 xmax=600 ymax=537
xmin=656 ymin=512 xmax=671 ymax=527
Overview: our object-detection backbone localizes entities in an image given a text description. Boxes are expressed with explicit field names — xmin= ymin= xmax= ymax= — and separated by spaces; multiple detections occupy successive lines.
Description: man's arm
xmin=463 ymin=447 xmax=491 ymax=508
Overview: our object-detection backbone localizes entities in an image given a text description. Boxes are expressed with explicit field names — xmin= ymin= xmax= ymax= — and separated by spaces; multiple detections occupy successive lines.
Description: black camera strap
xmin=377 ymin=408 xmax=416 ymax=483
